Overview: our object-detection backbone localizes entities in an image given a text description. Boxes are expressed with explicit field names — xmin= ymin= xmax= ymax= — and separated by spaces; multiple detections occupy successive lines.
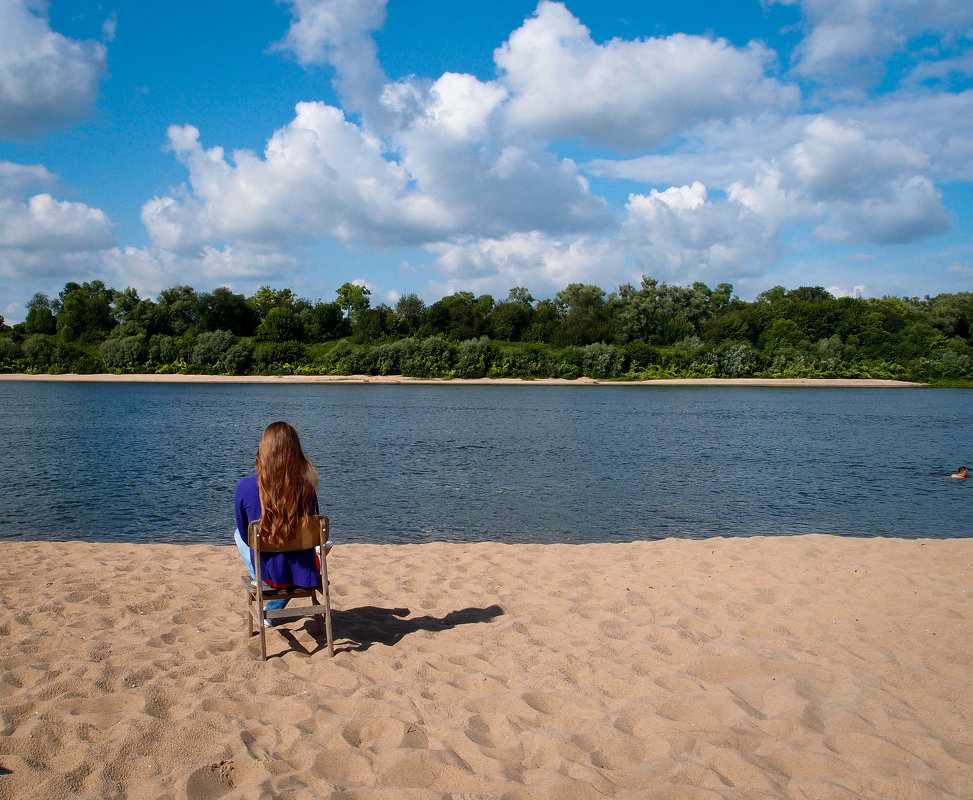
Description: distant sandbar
xmin=0 ymin=373 xmax=925 ymax=387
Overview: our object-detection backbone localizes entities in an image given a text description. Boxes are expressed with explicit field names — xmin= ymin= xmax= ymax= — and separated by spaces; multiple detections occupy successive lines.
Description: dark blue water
xmin=0 ymin=382 xmax=969 ymax=544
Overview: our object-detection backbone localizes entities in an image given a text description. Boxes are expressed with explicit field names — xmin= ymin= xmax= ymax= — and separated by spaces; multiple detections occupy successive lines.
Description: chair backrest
xmin=248 ymin=515 xmax=329 ymax=553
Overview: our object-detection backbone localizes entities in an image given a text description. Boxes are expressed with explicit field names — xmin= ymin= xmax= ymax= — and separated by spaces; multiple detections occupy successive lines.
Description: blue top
xmin=235 ymin=474 xmax=321 ymax=588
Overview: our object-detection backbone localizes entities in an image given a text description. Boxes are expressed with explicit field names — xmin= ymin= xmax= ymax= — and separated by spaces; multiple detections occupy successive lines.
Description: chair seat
xmin=242 ymin=576 xmax=322 ymax=595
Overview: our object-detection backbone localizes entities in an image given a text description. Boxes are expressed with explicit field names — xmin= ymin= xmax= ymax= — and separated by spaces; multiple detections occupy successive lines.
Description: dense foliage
xmin=1 ymin=278 xmax=971 ymax=383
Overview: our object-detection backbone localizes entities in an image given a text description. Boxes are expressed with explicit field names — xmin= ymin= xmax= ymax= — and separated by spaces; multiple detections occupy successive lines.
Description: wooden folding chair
xmin=242 ymin=514 xmax=334 ymax=660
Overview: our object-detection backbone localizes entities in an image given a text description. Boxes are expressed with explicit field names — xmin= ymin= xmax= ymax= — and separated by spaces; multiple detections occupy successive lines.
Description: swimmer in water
xmin=951 ymin=466 xmax=969 ymax=479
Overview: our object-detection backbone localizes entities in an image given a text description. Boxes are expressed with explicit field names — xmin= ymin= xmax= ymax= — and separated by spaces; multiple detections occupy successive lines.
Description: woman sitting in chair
xmin=234 ymin=421 xmax=320 ymax=614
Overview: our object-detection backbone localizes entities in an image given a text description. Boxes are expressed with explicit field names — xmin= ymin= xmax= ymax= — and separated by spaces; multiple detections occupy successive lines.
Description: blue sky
xmin=1 ymin=0 xmax=971 ymax=323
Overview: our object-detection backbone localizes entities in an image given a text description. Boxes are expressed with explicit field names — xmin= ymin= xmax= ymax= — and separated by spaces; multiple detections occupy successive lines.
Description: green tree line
xmin=1 ymin=278 xmax=971 ymax=383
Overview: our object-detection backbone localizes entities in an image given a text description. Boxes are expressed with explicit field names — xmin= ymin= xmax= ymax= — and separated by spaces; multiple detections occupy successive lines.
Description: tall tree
xmin=249 ymin=286 xmax=295 ymax=321
xmin=394 ymin=293 xmax=426 ymax=336
xmin=24 ymin=292 xmax=56 ymax=335
xmin=336 ymin=283 xmax=371 ymax=321
xmin=422 ymin=292 xmax=492 ymax=341
xmin=157 ymin=285 xmax=201 ymax=336
xmin=489 ymin=288 xmax=535 ymax=342
xmin=256 ymin=306 xmax=304 ymax=342
xmin=200 ymin=287 xmax=258 ymax=335
xmin=108 ymin=287 xmax=160 ymax=338
xmin=301 ymin=301 xmax=345 ymax=342
xmin=55 ymin=281 xmax=115 ymax=342
xmin=556 ymin=283 xmax=608 ymax=345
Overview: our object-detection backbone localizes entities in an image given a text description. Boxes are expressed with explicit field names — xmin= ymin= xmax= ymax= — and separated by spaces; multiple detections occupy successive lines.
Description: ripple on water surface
xmin=0 ymin=382 xmax=969 ymax=543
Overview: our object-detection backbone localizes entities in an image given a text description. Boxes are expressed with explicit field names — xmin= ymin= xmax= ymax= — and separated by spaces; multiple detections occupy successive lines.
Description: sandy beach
xmin=0 ymin=373 xmax=925 ymax=387
xmin=0 ymin=536 xmax=970 ymax=799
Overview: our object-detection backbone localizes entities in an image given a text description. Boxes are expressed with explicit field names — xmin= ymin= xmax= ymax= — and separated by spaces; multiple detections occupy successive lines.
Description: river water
xmin=0 ymin=381 xmax=968 ymax=544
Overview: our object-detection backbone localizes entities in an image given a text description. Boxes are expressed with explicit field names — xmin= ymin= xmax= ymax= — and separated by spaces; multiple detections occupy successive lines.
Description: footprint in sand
xmin=463 ymin=712 xmax=521 ymax=751
xmin=341 ymin=718 xmax=414 ymax=750
xmin=125 ymin=597 xmax=172 ymax=615
xmin=240 ymin=726 xmax=301 ymax=760
xmin=942 ymin=741 xmax=973 ymax=765
xmin=171 ymin=610 xmax=207 ymax=625
xmin=59 ymin=694 xmax=143 ymax=717
xmin=311 ymin=748 xmax=373 ymax=783
xmin=185 ymin=760 xmax=234 ymax=800
xmin=520 ymin=691 xmax=565 ymax=715
xmin=571 ymin=731 xmax=666 ymax=770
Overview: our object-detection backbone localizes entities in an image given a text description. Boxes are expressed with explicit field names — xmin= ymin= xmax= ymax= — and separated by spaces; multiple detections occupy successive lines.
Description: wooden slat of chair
xmin=243 ymin=515 xmax=334 ymax=661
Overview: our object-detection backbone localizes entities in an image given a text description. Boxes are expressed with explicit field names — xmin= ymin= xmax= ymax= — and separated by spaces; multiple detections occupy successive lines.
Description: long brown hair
xmin=255 ymin=421 xmax=318 ymax=547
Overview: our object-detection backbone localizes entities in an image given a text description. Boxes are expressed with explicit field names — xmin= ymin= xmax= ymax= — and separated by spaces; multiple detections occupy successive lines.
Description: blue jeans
xmin=235 ymin=528 xmax=288 ymax=611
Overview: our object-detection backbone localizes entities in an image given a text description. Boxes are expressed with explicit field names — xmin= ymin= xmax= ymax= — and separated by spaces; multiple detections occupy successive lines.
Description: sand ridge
xmin=0 ymin=536 xmax=970 ymax=799
xmin=0 ymin=373 xmax=925 ymax=387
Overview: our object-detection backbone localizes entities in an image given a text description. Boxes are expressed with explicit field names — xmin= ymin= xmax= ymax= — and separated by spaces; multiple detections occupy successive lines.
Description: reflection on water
xmin=0 ymin=382 xmax=969 ymax=544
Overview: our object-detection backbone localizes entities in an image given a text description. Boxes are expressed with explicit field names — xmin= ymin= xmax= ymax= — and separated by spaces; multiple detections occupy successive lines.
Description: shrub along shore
xmin=2 ymin=278 xmax=970 ymax=384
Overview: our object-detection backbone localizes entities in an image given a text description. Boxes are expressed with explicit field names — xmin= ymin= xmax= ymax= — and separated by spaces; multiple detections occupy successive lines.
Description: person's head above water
xmin=951 ymin=466 xmax=969 ymax=479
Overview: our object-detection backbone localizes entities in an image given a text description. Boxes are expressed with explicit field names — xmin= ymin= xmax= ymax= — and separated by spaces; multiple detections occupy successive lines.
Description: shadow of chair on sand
xmin=267 ymin=604 xmax=505 ymax=657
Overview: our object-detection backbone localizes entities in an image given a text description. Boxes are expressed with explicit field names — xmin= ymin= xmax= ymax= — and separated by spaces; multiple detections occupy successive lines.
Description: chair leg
xmin=322 ymin=565 xmax=334 ymax=657
xmin=255 ymin=582 xmax=268 ymax=661
xmin=310 ymin=590 xmax=323 ymax=635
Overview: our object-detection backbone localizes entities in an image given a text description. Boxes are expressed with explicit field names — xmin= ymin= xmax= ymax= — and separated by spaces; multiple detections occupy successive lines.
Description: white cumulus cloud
xmin=101 ymin=244 xmax=300 ymax=304
xmin=421 ymin=72 xmax=508 ymax=143
xmin=495 ymin=1 xmax=797 ymax=150
xmin=0 ymin=161 xmax=116 ymax=321
xmin=780 ymin=118 xmax=950 ymax=243
xmin=0 ymin=193 xmax=114 ymax=252
xmin=773 ymin=0 xmax=973 ymax=84
xmin=621 ymin=184 xmax=781 ymax=285
xmin=588 ymin=112 xmax=952 ymax=250
xmin=847 ymin=89 xmax=973 ymax=182
xmin=0 ymin=189 xmax=116 ymax=320
xmin=0 ymin=0 xmax=108 ymax=138
xmin=129 ymin=0 xmax=971 ymax=304
xmin=0 ymin=160 xmax=59 ymax=199
xmin=429 ymin=231 xmax=624 ymax=298
xmin=389 ymin=72 xmax=608 ymax=239
xmin=275 ymin=0 xmax=389 ymax=125
xmin=144 ymin=91 xmax=608 ymax=255
xmin=786 ymin=118 xmax=926 ymax=201
xmin=142 ymin=103 xmax=457 ymax=252
xmin=423 ymin=181 xmax=785 ymax=300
